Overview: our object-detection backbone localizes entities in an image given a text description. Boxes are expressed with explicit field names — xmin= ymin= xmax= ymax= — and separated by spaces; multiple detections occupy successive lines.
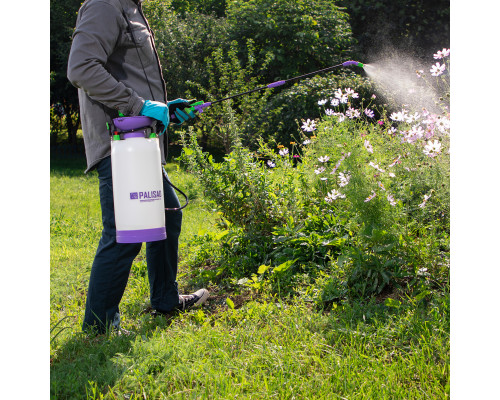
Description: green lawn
xmin=50 ymin=153 xmax=449 ymax=399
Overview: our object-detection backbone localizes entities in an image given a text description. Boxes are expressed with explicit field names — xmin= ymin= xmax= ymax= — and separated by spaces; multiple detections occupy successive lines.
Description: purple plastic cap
xmin=113 ymin=116 xmax=155 ymax=131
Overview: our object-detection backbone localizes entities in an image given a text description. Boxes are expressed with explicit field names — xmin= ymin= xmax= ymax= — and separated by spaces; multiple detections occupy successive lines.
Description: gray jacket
xmin=67 ymin=0 xmax=167 ymax=173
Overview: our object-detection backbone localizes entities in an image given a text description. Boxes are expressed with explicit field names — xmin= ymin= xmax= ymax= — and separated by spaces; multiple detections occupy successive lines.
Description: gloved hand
xmin=167 ymin=99 xmax=201 ymax=125
xmin=139 ymin=100 xmax=169 ymax=135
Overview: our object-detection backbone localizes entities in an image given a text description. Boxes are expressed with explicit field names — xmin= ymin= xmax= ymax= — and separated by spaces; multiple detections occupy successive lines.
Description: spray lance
xmin=185 ymin=60 xmax=365 ymax=115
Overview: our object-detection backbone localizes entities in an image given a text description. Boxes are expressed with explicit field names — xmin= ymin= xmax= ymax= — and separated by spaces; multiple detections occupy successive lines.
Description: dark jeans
xmin=83 ymin=156 xmax=182 ymax=333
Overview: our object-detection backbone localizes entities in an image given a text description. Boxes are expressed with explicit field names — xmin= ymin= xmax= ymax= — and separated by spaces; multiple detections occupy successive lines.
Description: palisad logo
xmin=130 ymin=190 xmax=162 ymax=202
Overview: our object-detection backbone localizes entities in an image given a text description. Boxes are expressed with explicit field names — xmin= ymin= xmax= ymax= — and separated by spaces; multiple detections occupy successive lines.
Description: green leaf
xmin=257 ymin=264 xmax=270 ymax=274
xmin=384 ymin=298 xmax=401 ymax=308
xmin=226 ymin=297 xmax=235 ymax=310
xmin=273 ymin=259 xmax=295 ymax=273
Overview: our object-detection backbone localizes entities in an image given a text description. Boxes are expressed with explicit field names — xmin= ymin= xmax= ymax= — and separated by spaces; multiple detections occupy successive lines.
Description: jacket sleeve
xmin=67 ymin=0 xmax=145 ymax=116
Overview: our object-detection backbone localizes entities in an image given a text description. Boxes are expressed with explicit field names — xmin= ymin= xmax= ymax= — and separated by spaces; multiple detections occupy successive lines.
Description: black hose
xmin=162 ymin=166 xmax=189 ymax=211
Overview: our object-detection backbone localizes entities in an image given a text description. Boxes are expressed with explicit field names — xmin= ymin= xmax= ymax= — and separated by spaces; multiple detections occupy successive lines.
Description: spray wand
xmin=190 ymin=60 xmax=364 ymax=114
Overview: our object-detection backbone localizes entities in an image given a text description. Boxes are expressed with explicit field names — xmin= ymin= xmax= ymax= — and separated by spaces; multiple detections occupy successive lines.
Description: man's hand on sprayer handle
xmin=139 ymin=99 xmax=200 ymax=134
xmin=167 ymin=99 xmax=202 ymax=125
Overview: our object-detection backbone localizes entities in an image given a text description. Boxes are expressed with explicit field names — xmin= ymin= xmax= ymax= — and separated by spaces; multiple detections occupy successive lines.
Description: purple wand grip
xmin=267 ymin=80 xmax=286 ymax=88
xmin=194 ymin=102 xmax=212 ymax=113
xmin=342 ymin=60 xmax=359 ymax=67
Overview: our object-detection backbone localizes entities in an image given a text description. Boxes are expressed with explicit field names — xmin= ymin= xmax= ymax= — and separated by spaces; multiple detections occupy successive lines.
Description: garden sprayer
xmin=109 ymin=60 xmax=364 ymax=243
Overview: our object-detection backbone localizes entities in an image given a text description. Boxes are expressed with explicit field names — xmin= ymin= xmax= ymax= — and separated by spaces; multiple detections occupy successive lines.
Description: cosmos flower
xmin=408 ymin=125 xmax=425 ymax=140
xmin=338 ymin=172 xmax=351 ymax=187
xmin=369 ymin=161 xmax=385 ymax=172
xmin=419 ymin=193 xmax=432 ymax=208
xmin=325 ymin=109 xmax=335 ymax=116
xmin=346 ymin=107 xmax=361 ymax=119
xmin=423 ymin=140 xmax=442 ymax=157
xmin=303 ymin=139 xmax=311 ymax=145
xmin=364 ymin=108 xmax=375 ymax=118
xmin=405 ymin=112 xmax=421 ymax=124
xmin=318 ymin=99 xmax=328 ymax=106
xmin=364 ymin=140 xmax=374 ymax=153
xmin=318 ymin=156 xmax=330 ymax=163
xmin=314 ymin=167 xmax=326 ymax=174
xmin=430 ymin=62 xmax=446 ymax=76
xmin=279 ymin=148 xmax=289 ymax=156
xmin=364 ymin=191 xmax=377 ymax=202
xmin=387 ymin=194 xmax=397 ymax=206
xmin=301 ymin=119 xmax=317 ymax=132
xmin=325 ymin=189 xmax=346 ymax=202
xmin=433 ymin=48 xmax=450 ymax=59
xmin=330 ymin=98 xmax=340 ymax=107
xmin=267 ymin=160 xmax=276 ymax=168
xmin=435 ymin=116 xmax=450 ymax=134
xmin=345 ymin=88 xmax=359 ymax=98
xmin=390 ymin=111 xmax=407 ymax=122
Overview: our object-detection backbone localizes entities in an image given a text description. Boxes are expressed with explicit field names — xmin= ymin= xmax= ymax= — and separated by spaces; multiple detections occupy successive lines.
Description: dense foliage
xmin=50 ymin=0 xmax=82 ymax=146
xmin=50 ymin=0 xmax=449 ymax=150
xmin=226 ymin=0 xmax=354 ymax=81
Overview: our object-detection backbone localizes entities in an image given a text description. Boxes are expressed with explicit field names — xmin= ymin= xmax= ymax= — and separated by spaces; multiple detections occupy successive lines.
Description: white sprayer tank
xmin=111 ymin=127 xmax=166 ymax=243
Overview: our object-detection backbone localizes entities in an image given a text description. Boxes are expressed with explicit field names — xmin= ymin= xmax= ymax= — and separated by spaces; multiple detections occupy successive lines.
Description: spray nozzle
xmin=342 ymin=60 xmax=364 ymax=68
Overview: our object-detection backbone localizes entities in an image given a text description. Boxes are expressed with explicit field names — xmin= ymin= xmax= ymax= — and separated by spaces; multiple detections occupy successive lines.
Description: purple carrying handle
xmin=113 ymin=116 xmax=155 ymax=131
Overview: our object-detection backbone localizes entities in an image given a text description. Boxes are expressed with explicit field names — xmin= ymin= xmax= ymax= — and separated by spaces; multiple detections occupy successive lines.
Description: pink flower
xmin=325 ymin=189 xmax=346 ymax=202
xmin=433 ymin=48 xmax=450 ymax=59
xmin=364 ymin=108 xmax=375 ymax=118
xmin=419 ymin=193 xmax=432 ymax=208
xmin=430 ymin=62 xmax=446 ymax=77
xmin=387 ymin=194 xmax=397 ymax=206
xmin=364 ymin=191 xmax=377 ymax=202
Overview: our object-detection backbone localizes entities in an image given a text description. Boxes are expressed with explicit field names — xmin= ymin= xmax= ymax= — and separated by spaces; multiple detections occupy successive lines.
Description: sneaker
xmin=177 ymin=288 xmax=209 ymax=311
xmin=151 ymin=289 xmax=209 ymax=317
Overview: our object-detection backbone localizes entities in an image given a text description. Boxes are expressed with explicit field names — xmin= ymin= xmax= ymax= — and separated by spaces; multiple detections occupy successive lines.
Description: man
xmin=67 ymin=0 xmax=208 ymax=334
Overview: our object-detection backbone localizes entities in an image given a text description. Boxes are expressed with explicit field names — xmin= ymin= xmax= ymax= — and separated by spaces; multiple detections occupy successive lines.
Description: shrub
xmin=143 ymin=1 xmax=230 ymax=97
xmin=181 ymin=50 xmax=450 ymax=301
xmin=226 ymin=0 xmax=355 ymax=81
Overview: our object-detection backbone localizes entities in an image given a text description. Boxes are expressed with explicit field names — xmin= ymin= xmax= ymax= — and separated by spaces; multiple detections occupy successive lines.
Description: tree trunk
xmin=63 ymin=101 xmax=81 ymax=152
